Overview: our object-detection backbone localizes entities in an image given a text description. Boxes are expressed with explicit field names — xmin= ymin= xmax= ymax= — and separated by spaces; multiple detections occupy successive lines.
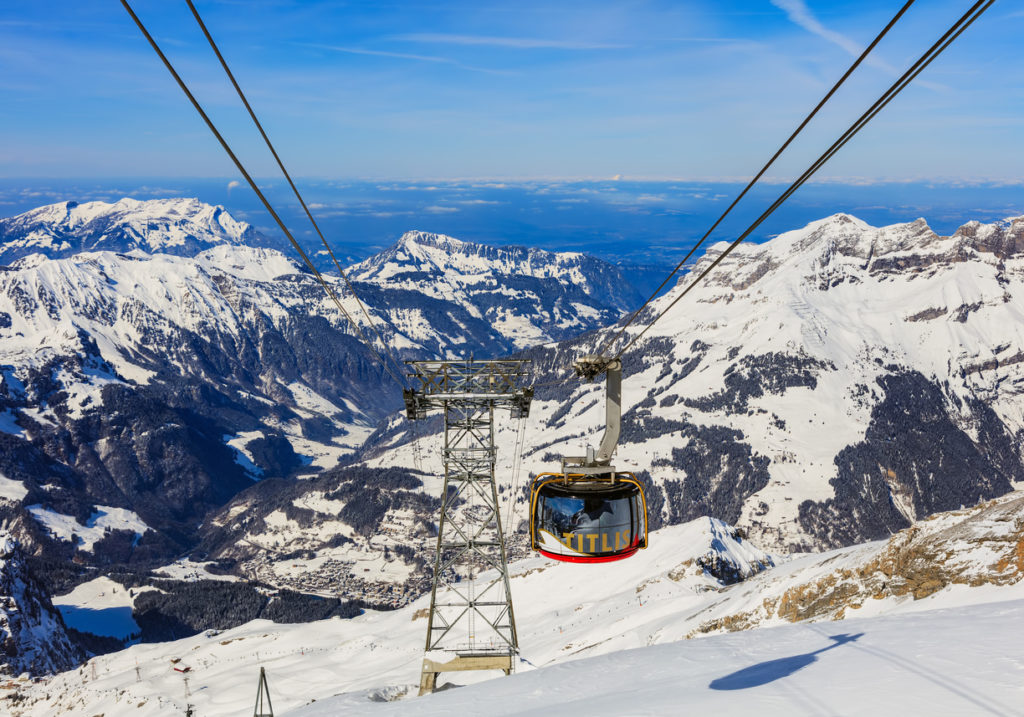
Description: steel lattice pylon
xmin=403 ymin=359 xmax=532 ymax=694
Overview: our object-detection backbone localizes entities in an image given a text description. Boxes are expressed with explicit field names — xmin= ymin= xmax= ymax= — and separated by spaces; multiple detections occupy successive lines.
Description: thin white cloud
xmin=666 ymin=36 xmax=751 ymax=43
xmin=424 ymin=205 xmax=460 ymax=214
xmin=226 ymin=180 xmax=241 ymax=193
xmin=770 ymin=0 xmax=909 ymax=78
xmin=316 ymin=44 xmax=454 ymax=64
xmin=305 ymin=44 xmax=509 ymax=75
xmin=396 ymin=33 xmax=626 ymax=50
xmin=770 ymin=0 xmax=862 ymax=56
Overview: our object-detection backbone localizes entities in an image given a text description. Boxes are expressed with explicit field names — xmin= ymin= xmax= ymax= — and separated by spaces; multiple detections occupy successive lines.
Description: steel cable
xmin=184 ymin=0 xmax=410 ymax=381
xmin=596 ymin=0 xmax=917 ymax=360
xmin=612 ymin=0 xmax=995 ymax=361
xmin=504 ymin=416 xmax=527 ymax=533
xmin=119 ymin=0 xmax=408 ymax=388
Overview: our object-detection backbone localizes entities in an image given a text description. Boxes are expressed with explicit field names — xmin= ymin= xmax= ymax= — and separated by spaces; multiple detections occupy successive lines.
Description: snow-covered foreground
xmin=310 ymin=599 xmax=1024 ymax=717
xmin=13 ymin=497 xmax=1024 ymax=717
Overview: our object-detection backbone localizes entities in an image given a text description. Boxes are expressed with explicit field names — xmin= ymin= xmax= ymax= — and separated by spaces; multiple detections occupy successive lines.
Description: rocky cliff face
xmin=688 ymin=490 xmax=1024 ymax=635
xmin=0 ymin=535 xmax=81 ymax=676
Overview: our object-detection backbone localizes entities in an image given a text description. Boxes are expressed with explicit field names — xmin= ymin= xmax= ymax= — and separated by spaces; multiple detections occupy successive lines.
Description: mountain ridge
xmin=347 ymin=229 xmax=642 ymax=353
xmin=0 ymin=200 xmax=646 ymax=594
xmin=199 ymin=210 xmax=1024 ymax=601
xmin=0 ymin=197 xmax=262 ymax=265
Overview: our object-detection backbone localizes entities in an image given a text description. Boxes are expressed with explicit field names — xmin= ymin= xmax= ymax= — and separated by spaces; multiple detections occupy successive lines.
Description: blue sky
xmin=1 ymin=1 xmax=1022 ymax=181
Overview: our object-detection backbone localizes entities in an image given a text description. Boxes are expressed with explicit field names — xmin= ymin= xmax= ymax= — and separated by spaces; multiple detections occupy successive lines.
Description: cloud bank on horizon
xmin=0 ymin=0 xmax=1020 ymax=181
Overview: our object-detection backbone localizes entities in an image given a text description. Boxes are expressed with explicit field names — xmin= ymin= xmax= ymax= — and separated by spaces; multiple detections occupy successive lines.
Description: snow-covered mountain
xmin=346 ymin=230 xmax=642 ymax=354
xmin=4 ymin=196 xmax=1024 ymax=657
xmin=7 ymin=493 xmax=1022 ymax=714
xmin=507 ymin=213 xmax=1024 ymax=552
xmin=0 ymin=244 xmax=393 ymax=578
xmin=181 ymin=212 xmax=1024 ymax=600
xmin=0 ymin=200 xmax=646 ymax=593
xmin=0 ymin=534 xmax=81 ymax=677
xmin=0 ymin=198 xmax=261 ymax=265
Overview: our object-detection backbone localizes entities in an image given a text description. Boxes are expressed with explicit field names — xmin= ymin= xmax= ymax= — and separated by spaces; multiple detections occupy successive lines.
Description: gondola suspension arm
xmin=563 ymin=356 xmax=622 ymax=471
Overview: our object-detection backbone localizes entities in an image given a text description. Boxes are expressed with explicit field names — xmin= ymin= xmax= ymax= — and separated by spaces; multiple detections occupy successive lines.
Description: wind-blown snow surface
xmin=303 ymin=603 xmax=1024 ymax=717
xmin=11 ymin=493 xmax=1024 ymax=715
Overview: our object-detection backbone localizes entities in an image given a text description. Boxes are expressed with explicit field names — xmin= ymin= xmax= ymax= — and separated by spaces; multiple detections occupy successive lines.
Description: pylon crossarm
xmin=440 ymin=517 xmax=476 ymax=549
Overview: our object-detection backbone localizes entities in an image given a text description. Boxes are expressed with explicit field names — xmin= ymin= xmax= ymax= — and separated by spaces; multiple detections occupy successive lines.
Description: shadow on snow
xmin=709 ymin=633 xmax=863 ymax=691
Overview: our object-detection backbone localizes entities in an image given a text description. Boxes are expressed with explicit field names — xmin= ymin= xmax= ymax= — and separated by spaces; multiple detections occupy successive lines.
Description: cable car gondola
xmin=530 ymin=471 xmax=647 ymax=562
xmin=529 ymin=356 xmax=649 ymax=563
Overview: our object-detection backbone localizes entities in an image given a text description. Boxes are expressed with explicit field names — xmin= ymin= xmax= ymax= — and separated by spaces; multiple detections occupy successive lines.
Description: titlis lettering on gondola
xmin=561 ymin=530 xmax=632 ymax=554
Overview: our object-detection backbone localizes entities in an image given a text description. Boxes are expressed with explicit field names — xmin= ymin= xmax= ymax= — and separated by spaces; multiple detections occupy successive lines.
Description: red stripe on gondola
xmin=537 ymin=547 xmax=639 ymax=563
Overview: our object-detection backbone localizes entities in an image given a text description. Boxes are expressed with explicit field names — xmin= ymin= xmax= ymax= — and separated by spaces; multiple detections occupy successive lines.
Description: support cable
xmin=612 ymin=0 xmax=995 ymax=361
xmin=119 ymin=0 xmax=408 ymax=388
xmin=184 ymin=0 xmax=408 ymax=382
xmin=596 ymin=0 xmax=916 ymax=359
xmin=504 ymin=416 xmax=527 ymax=532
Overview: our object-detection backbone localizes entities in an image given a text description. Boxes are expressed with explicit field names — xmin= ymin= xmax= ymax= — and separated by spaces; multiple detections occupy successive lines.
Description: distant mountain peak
xmin=0 ymin=197 xmax=260 ymax=265
xmin=396 ymin=230 xmax=464 ymax=249
xmin=345 ymin=228 xmax=643 ymax=353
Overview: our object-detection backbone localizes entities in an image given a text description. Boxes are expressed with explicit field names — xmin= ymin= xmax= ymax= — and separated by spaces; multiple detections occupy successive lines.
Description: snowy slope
xmin=7 ymin=492 xmax=1023 ymax=715
xmin=300 ymin=602 xmax=1024 ymax=717
xmin=51 ymin=576 xmax=140 ymax=641
xmin=0 ymin=244 xmax=389 ymax=570
xmin=0 ymin=197 xmax=260 ymax=265
xmin=500 ymin=213 xmax=1024 ymax=551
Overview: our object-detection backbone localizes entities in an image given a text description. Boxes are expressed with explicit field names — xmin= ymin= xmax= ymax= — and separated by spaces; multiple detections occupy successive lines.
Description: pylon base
xmin=418 ymin=654 xmax=513 ymax=696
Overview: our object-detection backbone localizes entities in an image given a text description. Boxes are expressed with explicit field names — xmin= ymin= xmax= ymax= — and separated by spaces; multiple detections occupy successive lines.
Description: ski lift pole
xmin=254 ymin=666 xmax=274 ymax=717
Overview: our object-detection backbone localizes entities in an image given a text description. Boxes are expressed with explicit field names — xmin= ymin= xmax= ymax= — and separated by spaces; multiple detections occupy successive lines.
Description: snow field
xmin=298 ymin=599 xmax=1024 ymax=717
xmin=25 ymin=504 xmax=150 ymax=552
xmin=52 ymin=577 xmax=141 ymax=640
xmin=16 ymin=508 xmax=1024 ymax=716
xmin=0 ymin=472 xmax=28 ymax=502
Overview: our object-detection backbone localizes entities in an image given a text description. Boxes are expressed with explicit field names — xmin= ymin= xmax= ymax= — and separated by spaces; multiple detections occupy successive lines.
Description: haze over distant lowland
xmin=2 ymin=178 xmax=1023 ymax=270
